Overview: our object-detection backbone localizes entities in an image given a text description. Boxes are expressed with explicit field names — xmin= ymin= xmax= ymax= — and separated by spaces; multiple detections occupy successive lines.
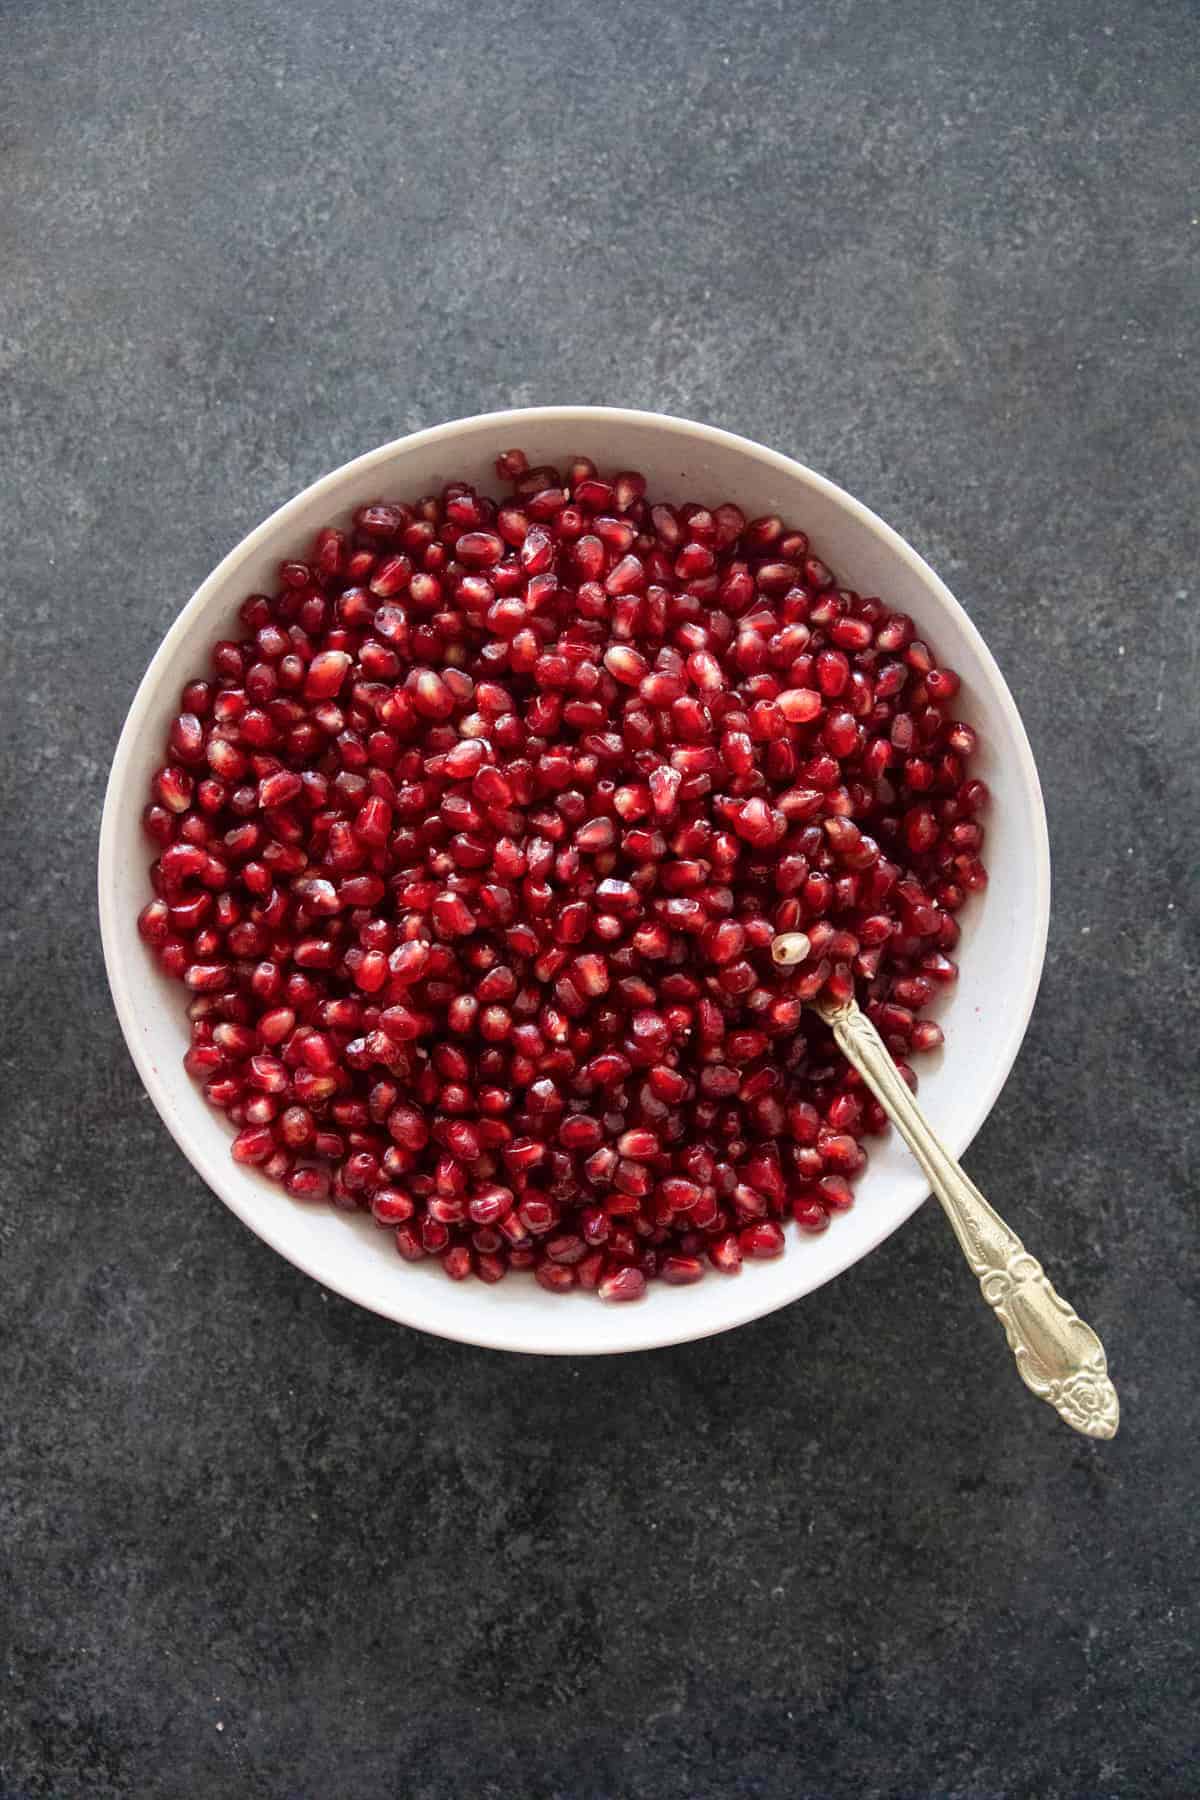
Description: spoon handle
xmin=816 ymin=996 xmax=1119 ymax=1440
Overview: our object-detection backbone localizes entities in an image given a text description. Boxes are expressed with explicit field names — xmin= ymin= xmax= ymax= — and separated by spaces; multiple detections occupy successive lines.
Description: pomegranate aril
xmin=137 ymin=900 xmax=171 ymax=944
xmin=660 ymin=1254 xmax=705 ymax=1285
xmin=820 ymin=1173 xmax=859 ymax=1216
xmin=393 ymin=1224 xmax=426 ymax=1262
xmin=708 ymin=1233 xmax=743 ymax=1274
xmin=154 ymin=766 xmax=196 ymax=813
xmin=740 ymin=1221 xmax=785 ymax=1259
xmin=777 ymin=686 xmax=822 ymax=725
xmin=598 ymin=1265 xmax=647 ymax=1304
xmin=456 ymin=531 xmax=504 ymax=568
xmin=231 ymin=1125 xmax=275 ymax=1165
xmin=604 ymin=645 xmax=647 ymax=686
xmin=792 ymin=1197 xmax=829 ymax=1234
xmin=371 ymin=1187 xmax=415 ymax=1225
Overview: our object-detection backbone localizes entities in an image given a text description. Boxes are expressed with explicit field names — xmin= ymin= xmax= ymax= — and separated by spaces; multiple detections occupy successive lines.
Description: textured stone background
xmin=2 ymin=1 xmax=1197 ymax=1795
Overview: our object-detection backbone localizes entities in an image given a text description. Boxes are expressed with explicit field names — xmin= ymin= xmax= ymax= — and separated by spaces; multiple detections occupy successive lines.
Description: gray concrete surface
xmin=1 ymin=0 xmax=1197 ymax=1795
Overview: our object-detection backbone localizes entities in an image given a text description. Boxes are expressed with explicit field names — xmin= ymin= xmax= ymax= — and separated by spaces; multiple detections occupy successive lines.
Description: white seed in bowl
xmin=771 ymin=932 xmax=812 ymax=967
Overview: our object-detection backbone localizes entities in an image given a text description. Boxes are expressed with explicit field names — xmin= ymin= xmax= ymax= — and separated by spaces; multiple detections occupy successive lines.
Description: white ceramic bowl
xmin=99 ymin=407 xmax=1049 ymax=1355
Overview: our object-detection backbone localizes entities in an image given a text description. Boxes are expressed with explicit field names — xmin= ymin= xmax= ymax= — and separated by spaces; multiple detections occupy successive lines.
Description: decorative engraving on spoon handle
xmin=817 ymin=997 xmax=1119 ymax=1440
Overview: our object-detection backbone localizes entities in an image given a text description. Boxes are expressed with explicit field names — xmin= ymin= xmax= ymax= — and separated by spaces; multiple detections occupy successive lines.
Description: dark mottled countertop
xmin=2 ymin=1 xmax=1197 ymax=1795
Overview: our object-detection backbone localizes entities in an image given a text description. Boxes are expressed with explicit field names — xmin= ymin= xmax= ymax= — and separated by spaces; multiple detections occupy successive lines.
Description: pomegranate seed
xmin=457 ymin=531 xmax=504 ymax=567
xmin=154 ymin=766 xmax=193 ymax=812
xmin=792 ymin=1197 xmax=829 ymax=1234
xmin=660 ymin=1254 xmax=705 ymax=1285
xmin=709 ymin=1234 xmax=743 ymax=1274
xmin=777 ymin=686 xmax=822 ymax=724
xmin=232 ymin=1125 xmax=275 ymax=1165
xmin=305 ymin=651 xmax=351 ymax=699
xmin=371 ymin=1187 xmax=415 ymax=1226
xmin=740 ymin=1221 xmax=785 ymax=1259
xmin=818 ymin=1174 xmax=855 ymax=1213
xmin=605 ymin=554 xmax=645 ymax=596
xmin=604 ymin=645 xmax=648 ymax=686
xmin=771 ymin=932 xmax=811 ymax=967
xmin=257 ymin=769 xmax=302 ymax=809
xmin=394 ymin=1225 xmax=426 ymax=1262
xmin=598 ymin=1266 xmax=647 ymax=1303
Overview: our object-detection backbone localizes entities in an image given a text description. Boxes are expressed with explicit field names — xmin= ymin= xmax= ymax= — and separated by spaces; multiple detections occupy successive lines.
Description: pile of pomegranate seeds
xmin=138 ymin=450 xmax=987 ymax=1302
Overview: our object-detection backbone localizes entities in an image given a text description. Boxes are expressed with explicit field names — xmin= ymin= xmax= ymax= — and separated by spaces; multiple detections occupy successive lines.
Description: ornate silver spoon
xmin=771 ymin=932 xmax=1119 ymax=1440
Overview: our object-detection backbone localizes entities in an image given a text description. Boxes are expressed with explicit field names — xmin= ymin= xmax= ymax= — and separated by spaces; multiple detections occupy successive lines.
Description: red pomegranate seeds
xmin=139 ymin=451 xmax=986 ymax=1301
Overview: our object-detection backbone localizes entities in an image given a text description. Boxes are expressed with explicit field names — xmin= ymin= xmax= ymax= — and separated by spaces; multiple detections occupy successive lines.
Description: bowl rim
xmin=98 ymin=404 xmax=1050 ymax=1354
